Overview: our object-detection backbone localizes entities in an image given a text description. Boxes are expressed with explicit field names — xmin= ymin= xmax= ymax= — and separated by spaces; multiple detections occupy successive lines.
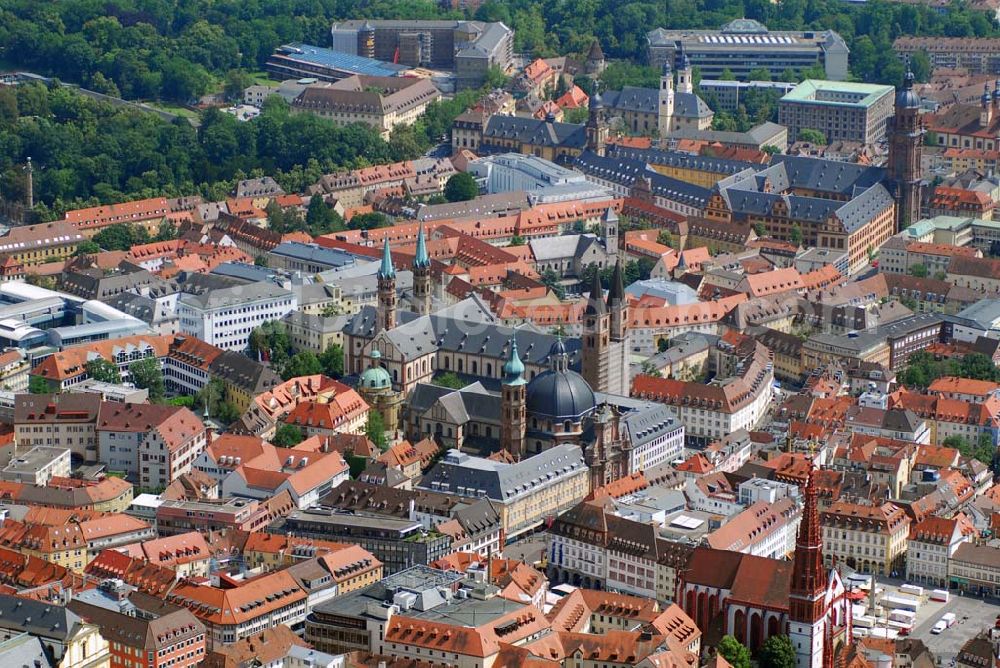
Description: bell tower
xmin=887 ymin=68 xmax=925 ymax=230
xmin=789 ymin=462 xmax=831 ymax=668
xmin=412 ymin=222 xmax=432 ymax=316
xmin=500 ymin=338 xmax=527 ymax=460
xmin=586 ymin=86 xmax=608 ymax=156
xmin=376 ymin=238 xmax=396 ymax=332
xmin=658 ymin=60 xmax=675 ymax=138
xmin=582 ymin=268 xmax=610 ymax=393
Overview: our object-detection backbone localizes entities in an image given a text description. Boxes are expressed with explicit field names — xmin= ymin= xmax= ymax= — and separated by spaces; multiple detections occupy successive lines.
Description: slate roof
xmin=0 ymin=595 xmax=82 ymax=641
xmin=483 ymin=116 xmax=587 ymax=150
xmin=420 ymin=444 xmax=586 ymax=503
xmin=209 ymin=351 xmax=282 ymax=395
xmin=344 ymin=297 xmax=583 ymax=367
xmin=573 ymin=151 xmax=711 ymax=208
xmin=178 ymin=281 xmax=292 ymax=311
xmin=607 ymin=146 xmax=758 ymax=175
xmin=620 ymin=403 xmax=683 ymax=449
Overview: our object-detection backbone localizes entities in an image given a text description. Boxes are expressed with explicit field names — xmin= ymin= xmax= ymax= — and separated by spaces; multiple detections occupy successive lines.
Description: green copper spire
xmin=414 ymin=222 xmax=430 ymax=269
xmin=378 ymin=237 xmax=395 ymax=279
xmin=502 ymin=337 xmax=527 ymax=386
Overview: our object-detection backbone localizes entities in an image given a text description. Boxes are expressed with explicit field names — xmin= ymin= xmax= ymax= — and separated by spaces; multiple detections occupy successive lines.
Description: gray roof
xmin=344 ymin=297 xmax=583 ymax=368
xmin=0 ymin=633 xmax=49 ymax=668
xmin=951 ymin=298 xmax=1000 ymax=329
xmin=621 ymin=403 xmax=684 ymax=449
xmin=529 ymin=234 xmax=598 ymax=262
xmin=210 ymin=261 xmax=279 ymax=283
xmin=420 ymin=444 xmax=586 ymax=502
xmin=607 ymin=145 xmax=758 ymax=175
xmin=483 ymin=116 xmax=587 ymax=150
xmin=208 ymin=351 xmax=281 ymax=394
xmin=573 ymin=151 xmax=711 ymax=208
xmin=178 ymin=280 xmax=292 ymax=310
xmin=525 ymin=367 xmax=596 ymax=420
xmin=432 ymin=383 xmax=501 ymax=424
xmin=0 ymin=595 xmax=82 ymax=642
xmin=270 ymin=242 xmax=356 ymax=269
xmin=602 ymin=87 xmax=711 ymax=119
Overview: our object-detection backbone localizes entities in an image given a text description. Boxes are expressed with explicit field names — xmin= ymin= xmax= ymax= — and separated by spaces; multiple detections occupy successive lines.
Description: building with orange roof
xmin=116 ymin=531 xmax=211 ymax=578
xmin=736 ymin=267 xmax=805 ymax=298
xmin=632 ymin=338 xmax=772 ymax=444
xmin=627 ymin=293 xmax=746 ymax=354
xmin=891 ymin=390 xmax=1000 ymax=447
xmin=555 ymin=85 xmax=589 ymax=110
xmin=820 ymin=501 xmax=910 ymax=576
xmin=11 ymin=475 xmax=134 ymax=514
xmin=63 ymin=197 xmax=171 ymax=237
xmin=926 ymin=185 xmax=995 ymax=220
xmin=30 ymin=334 xmax=179 ymax=392
xmin=0 ymin=513 xmax=154 ymax=571
xmin=282 ymin=381 xmax=369 ymax=437
xmin=96 ymin=402 xmax=206 ymax=491
xmin=164 ymin=570 xmax=307 ymax=648
xmin=222 ymin=446 xmax=350 ymax=509
xmin=927 ymin=376 xmax=1000 ymax=403
xmin=906 ymin=514 xmax=975 ymax=586
xmin=235 ymin=375 xmax=344 ymax=440
xmin=706 ymin=498 xmax=801 ymax=559
xmin=241 ymin=532 xmax=349 ymax=570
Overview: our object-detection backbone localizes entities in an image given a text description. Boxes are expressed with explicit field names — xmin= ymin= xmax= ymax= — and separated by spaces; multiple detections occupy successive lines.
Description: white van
xmin=930 ymin=620 xmax=947 ymax=635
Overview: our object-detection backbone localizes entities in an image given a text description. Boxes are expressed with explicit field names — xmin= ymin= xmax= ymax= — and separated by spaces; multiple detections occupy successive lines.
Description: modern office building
xmin=177 ymin=282 xmax=297 ymax=352
xmin=329 ymin=20 xmax=513 ymax=89
xmin=265 ymin=43 xmax=409 ymax=83
xmin=647 ymin=19 xmax=849 ymax=81
xmin=778 ymin=80 xmax=895 ymax=144
xmin=893 ymin=37 xmax=1000 ymax=75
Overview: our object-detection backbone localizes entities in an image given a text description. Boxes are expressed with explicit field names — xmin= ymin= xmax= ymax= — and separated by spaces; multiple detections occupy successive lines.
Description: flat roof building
xmin=329 ymin=20 xmax=513 ymax=89
xmin=265 ymin=43 xmax=409 ymax=83
xmin=779 ymin=80 xmax=895 ymax=145
xmin=647 ymin=19 xmax=849 ymax=82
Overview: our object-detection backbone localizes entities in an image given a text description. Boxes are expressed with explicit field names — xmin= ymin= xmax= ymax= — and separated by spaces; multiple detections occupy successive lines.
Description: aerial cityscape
xmin=2 ymin=1 xmax=1000 ymax=668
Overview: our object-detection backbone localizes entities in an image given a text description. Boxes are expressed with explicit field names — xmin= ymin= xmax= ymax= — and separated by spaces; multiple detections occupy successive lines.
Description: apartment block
xmin=779 ymin=80 xmax=894 ymax=144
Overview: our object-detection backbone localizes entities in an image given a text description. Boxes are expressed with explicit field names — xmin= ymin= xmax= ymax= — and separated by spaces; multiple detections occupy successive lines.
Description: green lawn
xmin=145 ymin=101 xmax=200 ymax=119
xmin=248 ymin=70 xmax=274 ymax=85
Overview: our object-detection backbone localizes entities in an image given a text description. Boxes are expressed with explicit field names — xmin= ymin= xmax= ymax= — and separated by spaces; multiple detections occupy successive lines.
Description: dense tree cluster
xmin=0 ymin=85 xmax=405 ymax=218
xmin=899 ymin=351 xmax=1000 ymax=389
xmin=0 ymin=0 xmax=994 ymax=110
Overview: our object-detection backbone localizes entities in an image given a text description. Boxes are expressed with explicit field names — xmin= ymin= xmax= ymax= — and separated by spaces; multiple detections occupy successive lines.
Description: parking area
xmin=899 ymin=592 xmax=999 ymax=662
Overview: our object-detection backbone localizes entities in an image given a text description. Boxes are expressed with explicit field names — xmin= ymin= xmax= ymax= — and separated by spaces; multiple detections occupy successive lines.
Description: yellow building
xmin=479 ymin=115 xmax=588 ymax=163
xmin=821 ymin=501 xmax=911 ymax=576
xmin=0 ymin=221 xmax=86 ymax=267
xmin=421 ymin=444 xmax=591 ymax=540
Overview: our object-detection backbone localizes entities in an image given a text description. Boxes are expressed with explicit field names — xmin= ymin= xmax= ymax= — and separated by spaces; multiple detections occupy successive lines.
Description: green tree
xmin=718 ymin=636 xmax=752 ymax=668
xmin=223 ymin=70 xmax=255 ymax=102
xmin=748 ymin=67 xmax=771 ymax=82
xmin=29 ymin=375 xmax=52 ymax=394
xmin=444 ymin=172 xmax=479 ymax=202
xmin=753 ymin=222 xmax=766 ymax=237
xmin=758 ymin=635 xmax=796 ymax=668
xmin=541 ymin=268 xmax=565 ymax=299
xmin=305 ymin=196 xmax=344 ymax=236
xmin=433 ymin=372 xmax=467 ymax=389
xmin=790 ymin=224 xmax=802 ymax=245
xmin=797 ymin=128 xmax=826 ymax=145
xmin=933 ymin=270 xmax=948 ymax=281
xmin=74 ymin=240 xmax=101 ymax=256
xmin=719 ymin=68 xmax=736 ymax=81
xmin=509 ymin=234 xmax=526 ymax=246
xmin=273 ymin=423 xmax=305 ymax=447
xmin=168 ymin=396 xmax=195 ymax=408
xmin=93 ymin=224 xmax=150 ymax=251
xmin=319 ymin=344 xmax=344 ymax=379
xmin=909 ymin=263 xmax=929 ymax=278
xmin=87 ymin=358 xmax=121 ymax=384
xmin=281 ymin=351 xmax=323 ymax=380
xmin=254 ymin=256 xmax=268 ymax=267
xmin=128 ymin=357 xmax=165 ymax=401
xmin=154 ymin=220 xmax=177 ymax=242
xmin=657 ymin=230 xmax=674 ymax=248
xmin=366 ymin=411 xmax=388 ymax=451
